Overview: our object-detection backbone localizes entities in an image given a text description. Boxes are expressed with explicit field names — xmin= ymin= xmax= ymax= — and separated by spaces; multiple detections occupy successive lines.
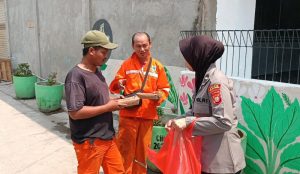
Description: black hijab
xmin=179 ymin=35 xmax=224 ymax=93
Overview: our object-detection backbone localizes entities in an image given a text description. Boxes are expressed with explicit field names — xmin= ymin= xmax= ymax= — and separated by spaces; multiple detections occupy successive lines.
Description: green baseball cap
xmin=81 ymin=30 xmax=118 ymax=49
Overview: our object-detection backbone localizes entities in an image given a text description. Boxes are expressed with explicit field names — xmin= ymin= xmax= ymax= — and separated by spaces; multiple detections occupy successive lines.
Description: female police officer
xmin=167 ymin=35 xmax=245 ymax=174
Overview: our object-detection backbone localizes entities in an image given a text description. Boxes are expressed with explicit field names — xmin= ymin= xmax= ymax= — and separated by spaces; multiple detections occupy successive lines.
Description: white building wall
xmin=216 ymin=0 xmax=256 ymax=79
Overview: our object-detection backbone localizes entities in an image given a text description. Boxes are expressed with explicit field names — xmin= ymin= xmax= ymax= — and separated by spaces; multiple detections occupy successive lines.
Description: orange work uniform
xmin=109 ymin=53 xmax=170 ymax=174
xmin=73 ymin=139 xmax=124 ymax=174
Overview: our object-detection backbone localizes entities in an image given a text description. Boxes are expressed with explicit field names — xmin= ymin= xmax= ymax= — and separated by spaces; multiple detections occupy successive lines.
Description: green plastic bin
xmin=35 ymin=82 xmax=64 ymax=112
xmin=147 ymin=126 xmax=168 ymax=173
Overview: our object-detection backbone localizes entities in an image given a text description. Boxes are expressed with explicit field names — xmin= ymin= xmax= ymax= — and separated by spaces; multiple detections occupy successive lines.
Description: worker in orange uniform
xmin=109 ymin=32 xmax=170 ymax=174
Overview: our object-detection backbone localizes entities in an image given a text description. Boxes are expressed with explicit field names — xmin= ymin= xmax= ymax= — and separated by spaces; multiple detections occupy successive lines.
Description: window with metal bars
xmin=180 ymin=30 xmax=300 ymax=85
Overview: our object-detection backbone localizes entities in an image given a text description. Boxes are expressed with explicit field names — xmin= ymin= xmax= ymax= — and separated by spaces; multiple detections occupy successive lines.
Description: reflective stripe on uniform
xmin=148 ymin=72 xmax=158 ymax=78
xmin=126 ymin=70 xmax=140 ymax=75
xmin=125 ymin=70 xmax=158 ymax=78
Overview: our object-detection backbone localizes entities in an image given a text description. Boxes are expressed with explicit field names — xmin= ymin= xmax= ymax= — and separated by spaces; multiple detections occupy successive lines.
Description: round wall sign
xmin=92 ymin=19 xmax=113 ymax=59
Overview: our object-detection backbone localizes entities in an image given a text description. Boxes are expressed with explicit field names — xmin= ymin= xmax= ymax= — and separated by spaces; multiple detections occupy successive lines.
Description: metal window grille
xmin=180 ymin=30 xmax=300 ymax=85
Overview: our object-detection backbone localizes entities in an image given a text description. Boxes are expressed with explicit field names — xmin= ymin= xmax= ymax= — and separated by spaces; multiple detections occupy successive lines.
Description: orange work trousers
xmin=117 ymin=117 xmax=153 ymax=174
xmin=73 ymin=138 xmax=125 ymax=174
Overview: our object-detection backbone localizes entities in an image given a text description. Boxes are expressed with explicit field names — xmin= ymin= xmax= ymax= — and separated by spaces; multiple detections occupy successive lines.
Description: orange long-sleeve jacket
xmin=109 ymin=53 xmax=170 ymax=120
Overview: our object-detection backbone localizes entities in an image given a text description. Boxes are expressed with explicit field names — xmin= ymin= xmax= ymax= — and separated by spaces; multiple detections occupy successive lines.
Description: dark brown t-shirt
xmin=65 ymin=66 xmax=114 ymax=144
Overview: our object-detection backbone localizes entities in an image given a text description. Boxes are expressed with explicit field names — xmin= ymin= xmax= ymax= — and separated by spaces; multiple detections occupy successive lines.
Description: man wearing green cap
xmin=65 ymin=30 xmax=125 ymax=174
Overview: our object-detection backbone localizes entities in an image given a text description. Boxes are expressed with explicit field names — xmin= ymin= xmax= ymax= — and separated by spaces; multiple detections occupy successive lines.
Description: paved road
xmin=0 ymin=82 xmax=77 ymax=173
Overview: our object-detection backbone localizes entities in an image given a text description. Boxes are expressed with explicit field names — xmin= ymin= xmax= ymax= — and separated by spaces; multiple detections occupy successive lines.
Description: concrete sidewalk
xmin=0 ymin=82 xmax=76 ymax=174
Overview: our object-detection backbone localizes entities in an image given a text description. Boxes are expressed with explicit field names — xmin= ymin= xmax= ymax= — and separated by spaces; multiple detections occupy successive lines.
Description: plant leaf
xmin=273 ymin=99 xmax=300 ymax=149
xmin=179 ymin=100 xmax=185 ymax=115
xmin=239 ymin=124 xmax=267 ymax=165
xmin=282 ymin=93 xmax=292 ymax=106
xmin=241 ymin=88 xmax=300 ymax=173
xmin=241 ymin=96 xmax=267 ymax=142
xmin=260 ymin=87 xmax=285 ymax=140
xmin=279 ymin=142 xmax=300 ymax=171
xmin=187 ymin=93 xmax=193 ymax=110
xmin=164 ymin=67 xmax=179 ymax=109
xmin=14 ymin=63 xmax=33 ymax=76
xmin=243 ymin=158 xmax=264 ymax=174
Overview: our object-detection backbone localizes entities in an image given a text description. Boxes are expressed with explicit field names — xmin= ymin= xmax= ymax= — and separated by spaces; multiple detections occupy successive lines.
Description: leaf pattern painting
xmin=239 ymin=87 xmax=300 ymax=174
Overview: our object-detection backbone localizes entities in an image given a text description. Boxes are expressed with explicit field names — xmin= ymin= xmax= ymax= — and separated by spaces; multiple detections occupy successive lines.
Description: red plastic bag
xmin=147 ymin=121 xmax=202 ymax=174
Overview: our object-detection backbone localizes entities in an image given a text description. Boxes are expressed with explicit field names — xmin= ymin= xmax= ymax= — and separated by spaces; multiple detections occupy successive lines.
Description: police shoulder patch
xmin=208 ymin=84 xmax=222 ymax=105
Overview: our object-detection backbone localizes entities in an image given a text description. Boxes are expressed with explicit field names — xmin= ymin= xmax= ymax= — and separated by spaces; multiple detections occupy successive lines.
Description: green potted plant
xmin=13 ymin=63 xmax=37 ymax=99
xmin=35 ymin=72 xmax=64 ymax=112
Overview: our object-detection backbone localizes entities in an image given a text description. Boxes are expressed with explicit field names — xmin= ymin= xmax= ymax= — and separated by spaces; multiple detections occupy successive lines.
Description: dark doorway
xmin=254 ymin=0 xmax=300 ymax=30
xmin=252 ymin=0 xmax=300 ymax=84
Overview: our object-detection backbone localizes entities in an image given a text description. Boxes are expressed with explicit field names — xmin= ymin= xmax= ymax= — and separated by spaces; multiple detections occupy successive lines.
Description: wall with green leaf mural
xmin=178 ymin=70 xmax=300 ymax=174
xmin=234 ymin=79 xmax=300 ymax=174
xmin=239 ymin=87 xmax=300 ymax=173
xmin=104 ymin=59 xmax=300 ymax=173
